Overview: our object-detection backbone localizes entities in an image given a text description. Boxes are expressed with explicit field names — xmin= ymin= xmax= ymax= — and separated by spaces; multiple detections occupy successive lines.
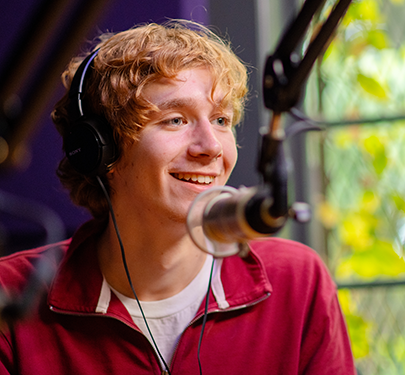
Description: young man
xmin=0 ymin=20 xmax=356 ymax=374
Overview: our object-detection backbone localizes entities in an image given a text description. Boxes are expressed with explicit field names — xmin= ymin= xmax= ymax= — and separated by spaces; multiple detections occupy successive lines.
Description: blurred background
xmin=1 ymin=0 xmax=405 ymax=373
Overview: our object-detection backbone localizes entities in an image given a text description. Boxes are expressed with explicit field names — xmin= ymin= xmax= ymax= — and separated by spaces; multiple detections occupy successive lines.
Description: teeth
xmin=173 ymin=173 xmax=214 ymax=185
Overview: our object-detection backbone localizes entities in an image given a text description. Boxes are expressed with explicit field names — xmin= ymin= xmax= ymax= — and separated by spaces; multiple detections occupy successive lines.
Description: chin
xmin=165 ymin=205 xmax=190 ymax=224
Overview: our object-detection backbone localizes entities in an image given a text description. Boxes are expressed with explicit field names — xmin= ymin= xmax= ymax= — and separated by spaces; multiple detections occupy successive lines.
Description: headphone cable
xmin=97 ymin=175 xmax=214 ymax=375
xmin=96 ymin=176 xmax=172 ymax=375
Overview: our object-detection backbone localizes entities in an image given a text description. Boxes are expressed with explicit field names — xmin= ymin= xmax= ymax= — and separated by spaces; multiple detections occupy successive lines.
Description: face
xmin=110 ymin=68 xmax=238 ymax=224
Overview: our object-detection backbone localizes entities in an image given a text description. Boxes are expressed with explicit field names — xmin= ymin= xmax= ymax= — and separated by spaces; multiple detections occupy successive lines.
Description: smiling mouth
xmin=172 ymin=173 xmax=214 ymax=185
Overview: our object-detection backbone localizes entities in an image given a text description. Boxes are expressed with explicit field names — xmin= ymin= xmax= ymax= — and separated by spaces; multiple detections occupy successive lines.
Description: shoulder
xmin=249 ymin=237 xmax=336 ymax=296
xmin=0 ymin=219 xmax=103 ymax=294
xmin=250 ymin=236 xmax=321 ymax=262
xmin=247 ymin=238 xmax=355 ymax=372
xmin=0 ymin=240 xmax=71 ymax=294
xmin=250 ymin=237 xmax=328 ymax=272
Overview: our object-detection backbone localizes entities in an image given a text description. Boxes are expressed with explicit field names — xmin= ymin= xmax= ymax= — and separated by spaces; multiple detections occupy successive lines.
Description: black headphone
xmin=64 ymin=49 xmax=117 ymax=176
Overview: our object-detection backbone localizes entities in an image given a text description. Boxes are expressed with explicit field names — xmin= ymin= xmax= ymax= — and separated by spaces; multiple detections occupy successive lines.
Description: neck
xmin=97 ymin=216 xmax=207 ymax=301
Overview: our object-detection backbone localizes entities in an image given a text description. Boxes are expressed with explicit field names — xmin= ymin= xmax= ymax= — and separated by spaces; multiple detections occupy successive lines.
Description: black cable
xmin=197 ymin=257 xmax=215 ymax=375
xmin=96 ymin=176 xmax=172 ymax=375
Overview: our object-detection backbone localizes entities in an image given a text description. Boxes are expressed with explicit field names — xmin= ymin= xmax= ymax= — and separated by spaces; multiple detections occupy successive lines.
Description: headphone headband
xmin=68 ymin=49 xmax=100 ymax=121
xmin=64 ymin=48 xmax=117 ymax=176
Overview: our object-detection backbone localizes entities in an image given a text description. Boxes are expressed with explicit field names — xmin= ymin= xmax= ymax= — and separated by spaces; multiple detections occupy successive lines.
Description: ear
xmin=106 ymin=167 xmax=116 ymax=181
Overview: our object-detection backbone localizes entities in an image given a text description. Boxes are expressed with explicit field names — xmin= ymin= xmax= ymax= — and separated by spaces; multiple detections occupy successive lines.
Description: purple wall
xmin=0 ymin=0 xmax=209 ymax=250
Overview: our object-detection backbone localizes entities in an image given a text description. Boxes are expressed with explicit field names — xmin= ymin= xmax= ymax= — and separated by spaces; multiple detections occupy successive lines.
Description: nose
xmin=188 ymin=120 xmax=223 ymax=160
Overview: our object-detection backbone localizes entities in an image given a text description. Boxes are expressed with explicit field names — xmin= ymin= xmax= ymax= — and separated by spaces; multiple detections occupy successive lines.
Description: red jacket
xmin=0 ymin=220 xmax=355 ymax=374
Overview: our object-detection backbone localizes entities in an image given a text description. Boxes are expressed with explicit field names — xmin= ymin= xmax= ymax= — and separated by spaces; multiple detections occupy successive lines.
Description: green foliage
xmin=337 ymin=240 xmax=405 ymax=278
xmin=316 ymin=124 xmax=405 ymax=281
xmin=308 ymin=0 xmax=405 ymax=280
xmin=362 ymin=135 xmax=387 ymax=175
xmin=357 ymin=74 xmax=388 ymax=100
xmin=338 ymin=289 xmax=370 ymax=359
xmin=305 ymin=0 xmax=405 ymax=372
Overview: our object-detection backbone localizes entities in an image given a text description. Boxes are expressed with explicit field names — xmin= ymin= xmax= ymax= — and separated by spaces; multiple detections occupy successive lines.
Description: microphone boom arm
xmin=263 ymin=0 xmax=353 ymax=113
xmin=257 ymin=0 xmax=353 ymax=234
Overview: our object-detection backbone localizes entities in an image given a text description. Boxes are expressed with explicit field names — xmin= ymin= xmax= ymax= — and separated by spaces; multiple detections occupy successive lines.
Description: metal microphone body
xmin=202 ymin=187 xmax=286 ymax=244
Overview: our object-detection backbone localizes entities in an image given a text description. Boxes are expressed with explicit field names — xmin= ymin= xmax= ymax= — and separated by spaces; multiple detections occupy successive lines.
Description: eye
xmin=162 ymin=117 xmax=186 ymax=126
xmin=213 ymin=117 xmax=230 ymax=127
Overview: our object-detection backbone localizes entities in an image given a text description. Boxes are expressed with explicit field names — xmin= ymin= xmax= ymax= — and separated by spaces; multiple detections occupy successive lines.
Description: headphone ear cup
xmin=64 ymin=116 xmax=117 ymax=176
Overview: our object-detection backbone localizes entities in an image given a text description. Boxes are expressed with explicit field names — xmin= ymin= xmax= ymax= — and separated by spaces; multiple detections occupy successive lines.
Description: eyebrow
xmin=157 ymin=97 xmax=232 ymax=113
xmin=157 ymin=98 xmax=198 ymax=111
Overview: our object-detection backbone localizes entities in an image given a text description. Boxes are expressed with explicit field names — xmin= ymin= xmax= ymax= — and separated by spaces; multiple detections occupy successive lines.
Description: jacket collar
xmin=48 ymin=220 xmax=272 ymax=317
xmin=48 ymin=220 xmax=106 ymax=313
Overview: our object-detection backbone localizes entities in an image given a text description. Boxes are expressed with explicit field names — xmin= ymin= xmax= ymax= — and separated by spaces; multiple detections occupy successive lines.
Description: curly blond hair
xmin=52 ymin=20 xmax=249 ymax=219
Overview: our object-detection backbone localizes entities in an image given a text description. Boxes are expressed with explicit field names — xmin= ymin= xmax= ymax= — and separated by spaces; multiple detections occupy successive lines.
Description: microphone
xmin=187 ymin=184 xmax=293 ymax=257
xmin=187 ymin=184 xmax=311 ymax=258
xmin=202 ymin=186 xmax=286 ymax=244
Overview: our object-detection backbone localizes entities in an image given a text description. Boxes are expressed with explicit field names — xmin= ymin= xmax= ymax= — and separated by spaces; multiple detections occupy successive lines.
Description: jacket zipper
xmin=170 ymin=292 xmax=271 ymax=365
xmin=50 ymin=292 xmax=270 ymax=374
xmin=192 ymin=292 xmax=271 ymax=325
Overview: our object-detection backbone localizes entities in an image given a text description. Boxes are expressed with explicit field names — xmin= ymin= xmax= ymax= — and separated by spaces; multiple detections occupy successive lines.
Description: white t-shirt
xmin=108 ymin=254 xmax=214 ymax=366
